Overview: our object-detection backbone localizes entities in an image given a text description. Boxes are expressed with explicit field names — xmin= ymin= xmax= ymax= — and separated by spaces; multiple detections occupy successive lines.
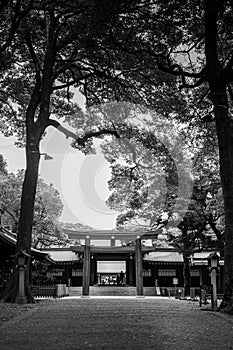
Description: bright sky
xmin=0 ymin=116 xmax=118 ymax=230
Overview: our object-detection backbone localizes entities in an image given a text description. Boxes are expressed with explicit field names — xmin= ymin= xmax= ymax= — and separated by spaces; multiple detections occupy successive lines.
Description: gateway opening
xmin=97 ymin=261 xmax=126 ymax=286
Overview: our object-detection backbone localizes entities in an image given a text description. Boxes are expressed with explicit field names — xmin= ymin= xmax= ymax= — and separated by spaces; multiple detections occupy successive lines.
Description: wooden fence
xmin=31 ymin=284 xmax=67 ymax=298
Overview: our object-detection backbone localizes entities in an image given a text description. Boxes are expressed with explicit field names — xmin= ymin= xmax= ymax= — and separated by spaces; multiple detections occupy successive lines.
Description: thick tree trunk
xmin=1 ymin=139 xmax=40 ymax=303
xmin=211 ymin=85 xmax=233 ymax=313
xmin=204 ymin=0 xmax=233 ymax=313
xmin=17 ymin=144 xmax=40 ymax=252
xmin=183 ymin=253 xmax=191 ymax=297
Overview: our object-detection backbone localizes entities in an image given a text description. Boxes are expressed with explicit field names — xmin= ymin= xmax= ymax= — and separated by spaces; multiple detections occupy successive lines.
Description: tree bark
xmin=2 ymin=136 xmax=41 ymax=303
xmin=203 ymin=0 xmax=233 ymax=313
xmin=212 ymin=85 xmax=233 ymax=312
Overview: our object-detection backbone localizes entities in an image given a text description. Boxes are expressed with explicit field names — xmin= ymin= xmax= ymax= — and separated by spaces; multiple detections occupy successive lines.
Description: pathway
xmin=0 ymin=297 xmax=233 ymax=350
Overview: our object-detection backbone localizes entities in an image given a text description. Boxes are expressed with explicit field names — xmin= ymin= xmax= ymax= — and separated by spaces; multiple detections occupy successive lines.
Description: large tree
xmin=157 ymin=0 xmax=233 ymax=312
xmin=97 ymin=0 xmax=233 ymax=313
xmin=2 ymin=0 xmax=173 ymax=303
xmin=0 ymin=1 xmax=134 ymax=302
xmin=1 ymin=0 xmax=184 ymax=303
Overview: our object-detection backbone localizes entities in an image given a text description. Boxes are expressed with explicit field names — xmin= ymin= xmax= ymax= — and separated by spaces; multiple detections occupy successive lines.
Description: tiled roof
xmin=193 ymin=251 xmax=218 ymax=259
xmin=144 ymin=250 xmax=223 ymax=264
xmin=144 ymin=251 xmax=183 ymax=262
xmin=191 ymin=251 xmax=224 ymax=265
xmin=46 ymin=250 xmax=79 ymax=262
xmin=0 ymin=228 xmax=17 ymax=246
xmin=0 ymin=228 xmax=49 ymax=257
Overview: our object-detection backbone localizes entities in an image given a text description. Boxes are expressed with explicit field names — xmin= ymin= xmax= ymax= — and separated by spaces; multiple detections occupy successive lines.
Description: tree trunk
xmin=183 ymin=253 xmax=191 ymax=297
xmin=211 ymin=85 xmax=233 ymax=313
xmin=1 ymin=139 xmax=40 ymax=303
xmin=203 ymin=0 xmax=233 ymax=313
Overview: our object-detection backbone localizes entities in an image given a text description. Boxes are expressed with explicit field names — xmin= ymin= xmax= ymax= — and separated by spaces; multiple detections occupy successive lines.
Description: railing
xmin=31 ymin=284 xmax=67 ymax=298
xmin=31 ymin=284 xmax=56 ymax=298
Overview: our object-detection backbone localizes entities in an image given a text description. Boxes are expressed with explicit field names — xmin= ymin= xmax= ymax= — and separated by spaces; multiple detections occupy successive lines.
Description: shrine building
xmin=0 ymin=227 xmax=224 ymax=297
xmin=43 ymin=229 xmax=224 ymax=297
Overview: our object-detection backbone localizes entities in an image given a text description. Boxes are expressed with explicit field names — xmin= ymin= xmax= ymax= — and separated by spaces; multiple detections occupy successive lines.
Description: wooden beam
xmin=65 ymin=229 xmax=161 ymax=240
xmin=70 ymin=246 xmax=155 ymax=254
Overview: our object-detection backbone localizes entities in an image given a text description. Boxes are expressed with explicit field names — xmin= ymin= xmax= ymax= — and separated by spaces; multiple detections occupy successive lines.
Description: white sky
xmin=0 ymin=123 xmax=118 ymax=230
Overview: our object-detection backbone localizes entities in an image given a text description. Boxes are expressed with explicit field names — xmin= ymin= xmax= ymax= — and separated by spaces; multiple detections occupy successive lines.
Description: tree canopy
xmin=99 ymin=104 xmax=223 ymax=295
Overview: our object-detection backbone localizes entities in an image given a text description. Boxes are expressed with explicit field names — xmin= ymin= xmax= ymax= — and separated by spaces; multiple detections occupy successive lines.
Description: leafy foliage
xmin=0 ymin=155 xmax=65 ymax=248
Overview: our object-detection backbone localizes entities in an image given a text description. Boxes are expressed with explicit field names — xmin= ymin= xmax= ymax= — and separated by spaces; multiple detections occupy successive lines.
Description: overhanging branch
xmin=48 ymin=119 xmax=120 ymax=146
xmin=157 ymin=57 xmax=205 ymax=80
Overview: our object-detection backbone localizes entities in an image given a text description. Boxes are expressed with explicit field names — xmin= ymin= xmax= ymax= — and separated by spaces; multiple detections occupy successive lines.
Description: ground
xmin=0 ymin=297 xmax=233 ymax=349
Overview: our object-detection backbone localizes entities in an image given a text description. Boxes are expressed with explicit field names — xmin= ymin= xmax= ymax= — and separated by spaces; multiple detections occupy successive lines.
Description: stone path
xmin=0 ymin=297 xmax=233 ymax=350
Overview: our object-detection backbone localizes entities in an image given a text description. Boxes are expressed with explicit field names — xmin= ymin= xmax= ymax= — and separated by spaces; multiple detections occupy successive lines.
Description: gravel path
xmin=0 ymin=297 xmax=233 ymax=350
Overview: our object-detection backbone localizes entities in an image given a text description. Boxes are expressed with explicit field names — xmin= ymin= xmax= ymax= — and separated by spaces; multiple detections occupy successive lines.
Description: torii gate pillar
xmin=82 ymin=236 xmax=90 ymax=296
xmin=135 ymin=236 xmax=143 ymax=296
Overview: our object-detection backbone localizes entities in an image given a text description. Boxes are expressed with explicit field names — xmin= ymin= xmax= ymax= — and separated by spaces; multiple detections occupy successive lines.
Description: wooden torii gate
xmin=64 ymin=229 xmax=161 ymax=296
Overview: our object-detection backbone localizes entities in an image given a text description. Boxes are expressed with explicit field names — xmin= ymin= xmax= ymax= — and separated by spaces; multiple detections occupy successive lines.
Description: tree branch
xmin=179 ymin=76 xmax=206 ymax=89
xmin=3 ymin=207 xmax=17 ymax=222
xmin=157 ymin=57 xmax=205 ymax=80
xmin=52 ymin=80 xmax=76 ymax=91
xmin=25 ymin=76 xmax=41 ymax=126
xmin=207 ymin=214 xmax=224 ymax=240
xmin=25 ymin=33 xmax=41 ymax=76
xmin=173 ymin=34 xmax=205 ymax=54
xmin=48 ymin=119 xmax=120 ymax=145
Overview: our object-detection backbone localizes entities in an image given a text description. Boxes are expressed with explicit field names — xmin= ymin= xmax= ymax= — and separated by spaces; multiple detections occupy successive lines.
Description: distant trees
xmin=0 ymin=169 xmax=22 ymax=230
xmin=31 ymin=179 xmax=65 ymax=249
xmin=0 ymin=155 xmax=65 ymax=248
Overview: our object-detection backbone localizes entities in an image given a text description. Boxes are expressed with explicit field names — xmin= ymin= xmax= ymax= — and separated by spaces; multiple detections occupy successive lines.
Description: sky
xmin=0 ymin=121 xmax=118 ymax=230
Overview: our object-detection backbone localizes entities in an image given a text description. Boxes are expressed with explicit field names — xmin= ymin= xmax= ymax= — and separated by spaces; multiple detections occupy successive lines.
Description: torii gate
xmin=64 ymin=229 xmax=161 ymax=296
